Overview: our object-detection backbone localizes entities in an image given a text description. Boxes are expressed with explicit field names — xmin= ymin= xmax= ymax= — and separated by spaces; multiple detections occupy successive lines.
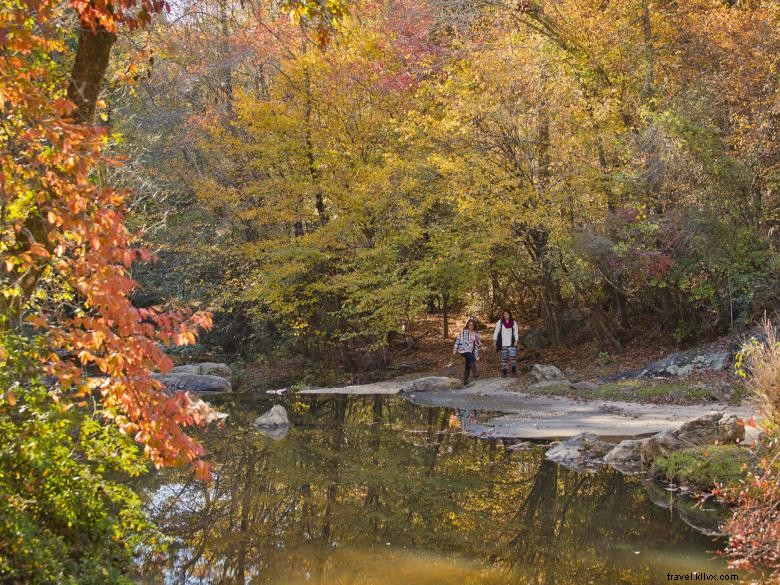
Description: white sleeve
xmin=493 ymin=321 xmax=501 ymax=341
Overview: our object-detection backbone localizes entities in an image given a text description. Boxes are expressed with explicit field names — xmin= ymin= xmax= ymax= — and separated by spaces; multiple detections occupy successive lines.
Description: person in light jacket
xmin=493 ymin=310 xmax=519 ymax=377
xmin=453 ymin=318 xmax=482 ymax=385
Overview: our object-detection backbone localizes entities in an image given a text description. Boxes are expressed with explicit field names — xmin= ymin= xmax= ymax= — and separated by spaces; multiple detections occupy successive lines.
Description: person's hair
xmin=464 ymin=318 xmax=477 ymax=331
xmin=502 ymin=309 xmax=513 ymax=323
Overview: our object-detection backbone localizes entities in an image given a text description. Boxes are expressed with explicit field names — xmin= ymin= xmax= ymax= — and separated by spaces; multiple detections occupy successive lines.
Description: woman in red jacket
xmin=493 ymin=310 xmax=519 ymax=377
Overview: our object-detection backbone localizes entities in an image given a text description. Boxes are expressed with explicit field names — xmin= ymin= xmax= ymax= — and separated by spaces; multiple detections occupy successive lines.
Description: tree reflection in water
xmin=136 ymin=395 xmax=735 ymax=585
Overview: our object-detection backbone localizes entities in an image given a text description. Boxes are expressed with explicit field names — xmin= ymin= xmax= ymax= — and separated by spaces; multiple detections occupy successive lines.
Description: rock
xmin=692 ymin=352 xmax=730 ymax=371
xmin=706 ymin=382 xmax=734 ymax=402
xmin=600 ymin=349 xmax=731 ymax=382
xmin=528 ymin=380 xmax=572 ymax=391
xmin=172 ymin=362 xmax=233 ymax=380
xmin=675 ymin=412 xmax=744 ymax=444
xmin=254 ymin=404 xmax=290 ymax=428
xmin=153 ymin=373 xmax=232 ymax=394
xmin=744 ymin=425 xmax=765 ymax=446
xmin=604 ymin=439 xmax=647 ymax=473
xmin=402 ymin=377 xmax=463 ymax=393
xmin=716 ymin=413 xmax=744 ymax=443
xmin=507 ymin=441 xmax=534 ymax=451
xmin=186 ymin=393 xmax=229 ymax=425
xmin=257 ymin=425 xmax=290 ymax=440
xmin=641 ymin=430 xmax=685 ymax=465
xmin=545 ymin=432 xmax=613 ymax=471
xmin=639 ymin=413 xmax=746 ymax=466
xmin=531 ymin=364 xmax=567 ymax=383
xmin=572 ymin=381 xmax=599 ymax=391
xmin=667 ymin=363 xmax=694 ymax=376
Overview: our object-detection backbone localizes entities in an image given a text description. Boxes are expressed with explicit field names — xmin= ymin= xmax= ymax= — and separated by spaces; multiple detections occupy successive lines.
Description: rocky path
xmin=299 ymin=375 xmax=756 ymax=440
xmin=297 ymin=380 xmax=404 ymax=395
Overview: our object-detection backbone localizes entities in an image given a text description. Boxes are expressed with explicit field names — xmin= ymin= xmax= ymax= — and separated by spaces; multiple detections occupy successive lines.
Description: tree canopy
xmin=1 ymin=0 xmax=778 ymax=580
xmin=123 ymin=0 xmax=778 ymax=364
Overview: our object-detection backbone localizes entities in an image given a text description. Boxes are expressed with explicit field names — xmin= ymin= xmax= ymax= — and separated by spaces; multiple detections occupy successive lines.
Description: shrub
xmin=736 ymin=319 xmax=780 ymax=423
xmin=722 ymin=320 xmax=780 ymax=579
xmin=0 ymin=336 xmax=162 ymax=583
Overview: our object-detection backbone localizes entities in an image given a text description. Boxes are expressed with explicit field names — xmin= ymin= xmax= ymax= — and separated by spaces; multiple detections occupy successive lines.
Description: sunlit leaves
xmin=1 ymin=0 xmax=219 ymax=498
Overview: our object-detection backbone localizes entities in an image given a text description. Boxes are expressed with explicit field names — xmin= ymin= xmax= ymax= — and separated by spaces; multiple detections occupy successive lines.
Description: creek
xmin=136 ymin=394 xmax=741 ymax=585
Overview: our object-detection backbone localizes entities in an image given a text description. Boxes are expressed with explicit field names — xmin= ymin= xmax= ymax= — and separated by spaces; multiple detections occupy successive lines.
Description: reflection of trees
xmin=137 ymin=396 xmax=729 ymax=585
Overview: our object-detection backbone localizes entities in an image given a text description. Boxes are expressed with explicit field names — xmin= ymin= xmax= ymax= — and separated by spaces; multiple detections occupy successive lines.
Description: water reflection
xmin=136 ymin=395 xmax=738 ymax=585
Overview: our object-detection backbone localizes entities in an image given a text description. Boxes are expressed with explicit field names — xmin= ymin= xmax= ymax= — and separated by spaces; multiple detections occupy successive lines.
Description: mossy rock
xmin=651 ymin=444 xmax=751 ymax=490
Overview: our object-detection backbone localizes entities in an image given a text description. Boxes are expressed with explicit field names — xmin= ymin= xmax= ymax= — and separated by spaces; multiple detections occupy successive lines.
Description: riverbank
xmin=297 ymin=375 xmax=757 ymax=440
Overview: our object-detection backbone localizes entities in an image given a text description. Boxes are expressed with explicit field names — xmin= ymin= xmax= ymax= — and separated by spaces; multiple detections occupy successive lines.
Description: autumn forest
xmin=1 ymin=0 xmax=779 ymax=583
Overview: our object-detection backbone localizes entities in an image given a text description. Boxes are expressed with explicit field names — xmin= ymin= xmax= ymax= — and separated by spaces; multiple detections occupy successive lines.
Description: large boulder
xmin=402 ymin=377 xmax=463 ymax=393
xmin=172 ymin=362 xmax=233 ymax=380
xmin=744 ymin=425 xmax=765 ymax=446
xmin=545 ymin=433 xmax=613 ymax=471
xmin=604 ymin=439 xmax=647 ymax=473
xmin=717 ymin=414 xmax=744 ymax=443
xmin=641 ymin=430 xmax=684 ymax=465
xmin=675 ymin=412 xmax=744 ymax=444
xmin=153 ymin=373 xmax=232 ymax=394
xmin=531 ymin=364 xmax=567 ymax=383
xmin=675 ymin=412 xmax=719 ymax=444
xmin=254 ymin=404 xmax=290 ymax=428
xmin=639 ymin=412 xmax=745 ymax=466
xmin=600 ymin=349 xmax=731 ymax=382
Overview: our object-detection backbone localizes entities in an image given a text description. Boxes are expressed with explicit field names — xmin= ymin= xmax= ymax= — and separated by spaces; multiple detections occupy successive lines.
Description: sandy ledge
xmin=298 ymin=376 xmax=756 ymax=440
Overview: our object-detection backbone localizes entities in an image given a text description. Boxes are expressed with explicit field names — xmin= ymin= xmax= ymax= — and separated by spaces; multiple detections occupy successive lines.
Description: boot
xmin=463 ymin=363 xmax=470 ymax=386
xmin=511 ymin=365 xmax=517 ymax=377
xmin=501 ymin=368 xmax=507 ymax=378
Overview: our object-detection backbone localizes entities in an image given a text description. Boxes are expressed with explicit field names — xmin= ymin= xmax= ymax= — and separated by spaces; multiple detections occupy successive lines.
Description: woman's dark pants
xmin=462 ymin=352 xmax=478 ymax=384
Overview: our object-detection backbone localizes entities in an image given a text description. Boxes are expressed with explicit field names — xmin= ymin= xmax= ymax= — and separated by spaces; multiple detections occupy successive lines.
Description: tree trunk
xmin=586 ymin=305 xmax=623 ymax=353
xmin=67 ymin=24 xmax=117 ymax=124
xmin=489 ymin=268 xmax=500 ymax=318
xmin=640 ymin=0 xmax=655 ymax=102
xmin=2 ymin=19 xmax=117 ymax=327
xmin=235 ymin=451 xmax=256 ymax=583
xmin=218 ymin=0 xmax=234 ymax=113
xmin=614 ymin=284 xmax=630 ymax=330
xmin=533 ymin=67 xmax=565 ymax=346
xmin=442 ymin=293 xmax=449 ymax=339
xmin=638 ymin=0 xmax=663 ymax=212
xmin=528 ymin=229 xmax=564 ymax=346
xmin=540 ymin=258 xmax=563 ymax=346
xmin=303 ymin=65 xmax=328 ymax=226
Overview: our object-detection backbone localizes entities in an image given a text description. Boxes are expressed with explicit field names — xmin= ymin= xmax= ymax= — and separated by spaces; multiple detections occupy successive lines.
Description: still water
xmin=136 ymin=395 xmax=741 ymax=585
